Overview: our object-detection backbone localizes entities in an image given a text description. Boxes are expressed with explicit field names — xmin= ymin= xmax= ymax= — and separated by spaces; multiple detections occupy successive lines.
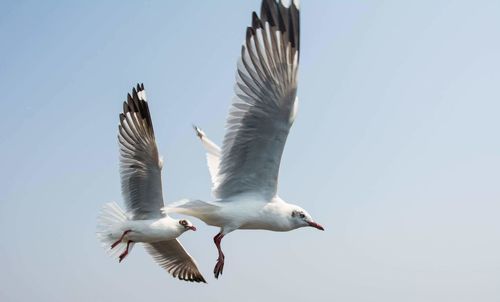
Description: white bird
xmin=168 ymin=0 xmax=324 ymax=279
xmin=97 ymin=84 xmax=206 ymax=283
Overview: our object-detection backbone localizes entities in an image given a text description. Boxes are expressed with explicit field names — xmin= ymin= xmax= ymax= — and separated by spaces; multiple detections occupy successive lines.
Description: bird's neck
xmin=260 ymin=200 xmax=295 ymax=231
xmin=155 ymin=217 xmax=184 ymax=235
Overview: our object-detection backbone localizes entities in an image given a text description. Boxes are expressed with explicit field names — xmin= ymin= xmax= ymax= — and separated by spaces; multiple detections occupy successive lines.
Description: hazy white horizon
xmin=0 ymin=1 xmax=499 ymax=301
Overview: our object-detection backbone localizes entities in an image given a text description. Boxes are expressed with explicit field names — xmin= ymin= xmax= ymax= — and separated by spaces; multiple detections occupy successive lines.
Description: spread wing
xmin=214 ymin=0 xmax=300 ymax=199
xmin=118 ymin=84 xmax=164 ymax=219
xmin=193 ymin=125 xmax=221 ymax=189
xmin=144 ymin=240 xmax=206 ymax=283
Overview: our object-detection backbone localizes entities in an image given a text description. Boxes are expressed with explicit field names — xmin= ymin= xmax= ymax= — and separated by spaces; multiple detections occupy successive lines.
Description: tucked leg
xmin=111 ymin=230 xmax=131 ymax=249
xmin=118 ymin=240 xmax=133 ymax=263
xmin=213 ymin=232 xmax=225 ymax=278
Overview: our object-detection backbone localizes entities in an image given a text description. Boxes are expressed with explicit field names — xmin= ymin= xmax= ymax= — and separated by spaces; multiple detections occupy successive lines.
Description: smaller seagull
xmin=169 ymin=0 xmax=323 ymax=279
xmin=97 ymin=84 xmax=206 ymax=283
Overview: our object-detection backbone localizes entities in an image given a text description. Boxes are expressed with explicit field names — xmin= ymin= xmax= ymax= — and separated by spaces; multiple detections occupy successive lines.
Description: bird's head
xmin=289 ymin=206 xmax=324 ymax=231
xmin=178 ymin=219 xmax=197 ymax=232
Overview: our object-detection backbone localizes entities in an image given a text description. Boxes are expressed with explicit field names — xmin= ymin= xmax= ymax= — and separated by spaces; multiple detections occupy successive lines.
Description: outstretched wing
xmin=144 ymin=240 xmax=206 ymax=283
xmin=214 ymin=0 xmax=300 ymax=199
xmin=193 ymin=126 xmax=221 ymax=189
xmin=118 ymin=84 xmax=164 ymax=219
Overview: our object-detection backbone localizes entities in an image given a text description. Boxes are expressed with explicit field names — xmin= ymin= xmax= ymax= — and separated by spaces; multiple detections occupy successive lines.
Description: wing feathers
xmin=145 ymin=240 xmax=206 ymax=283
xmin=213 ymin=0 xmax=300 ymax=199
xmin=193 ymin=126 xmax=221 ymax=187
xmin=118 ymin=84 xmax=164 ymax=219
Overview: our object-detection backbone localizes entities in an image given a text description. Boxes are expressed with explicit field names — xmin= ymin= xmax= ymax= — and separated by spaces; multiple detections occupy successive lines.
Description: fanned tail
xmin=96 ymin=202 xmax=134 ymax=260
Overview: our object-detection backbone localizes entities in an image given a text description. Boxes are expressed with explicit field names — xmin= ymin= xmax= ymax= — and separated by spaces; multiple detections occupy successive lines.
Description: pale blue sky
xmin=1 ymin=1 xmax=499 ymax=301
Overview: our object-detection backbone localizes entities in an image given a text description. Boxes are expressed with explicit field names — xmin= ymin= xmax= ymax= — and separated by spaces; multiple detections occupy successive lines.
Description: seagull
xmin=168 ymin=0 xmax=324 ymax=279
xmin=97 ymin=84 xmax=206 ymax=283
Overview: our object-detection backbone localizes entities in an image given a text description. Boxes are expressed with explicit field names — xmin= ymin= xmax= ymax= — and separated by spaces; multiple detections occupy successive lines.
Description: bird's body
xmin=169 ymin=0 xmax=324 ymax=279
xmin=173 ymin=195 xmax=307 ymax=232
xmin=105 ymin=213 xmax=191 ymax=244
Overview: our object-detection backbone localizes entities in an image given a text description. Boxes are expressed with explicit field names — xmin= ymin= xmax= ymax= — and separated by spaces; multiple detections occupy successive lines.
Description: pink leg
xmin=111 ymin=230 xmax=131 ymax=249
xmin=118 ymin=240 xmax=133 ymax=263
xmin=213 ymin=232 xmax=225 ymax=279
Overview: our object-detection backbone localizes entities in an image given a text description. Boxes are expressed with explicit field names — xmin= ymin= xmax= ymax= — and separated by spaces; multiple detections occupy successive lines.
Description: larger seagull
xmin=169 ymin=0 xmax=324 ymax=279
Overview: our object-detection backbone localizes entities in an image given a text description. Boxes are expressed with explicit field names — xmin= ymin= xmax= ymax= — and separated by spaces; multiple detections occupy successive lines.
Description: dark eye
xmin=179 ymin=220 xmax=187 ymax=226
xmin=299 ymin=213 xmax=305 ymax=219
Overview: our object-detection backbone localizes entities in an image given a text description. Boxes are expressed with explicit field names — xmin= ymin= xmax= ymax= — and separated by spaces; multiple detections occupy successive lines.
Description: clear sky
xmin=1 ymin=1 xmax=499 ymax=301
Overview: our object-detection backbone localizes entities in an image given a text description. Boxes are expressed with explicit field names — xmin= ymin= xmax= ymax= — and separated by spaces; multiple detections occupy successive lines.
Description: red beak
xmin=188 ymin=226 xmax=197 ymax=231
xmin=308 ymin=221 xmax=324 ymax=231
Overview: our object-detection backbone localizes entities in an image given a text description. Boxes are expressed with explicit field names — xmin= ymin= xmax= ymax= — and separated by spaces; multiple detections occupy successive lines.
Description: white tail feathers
xmin=96 ymin=202 xmax=134 ymax=259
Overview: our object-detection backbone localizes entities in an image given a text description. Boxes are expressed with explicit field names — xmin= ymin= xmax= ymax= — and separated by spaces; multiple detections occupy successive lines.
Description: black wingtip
xmin=132 ymin=87 xmax=138 ymax=100
xmin=178 ymin=273 xmax=207 ymax=283
xmin=260 ymin=0 xmax=276 ymax=26
xmin=251 ymin=12 xmax=261 ymax=29
xmin=123 ymin=98 xmax=131 ymax=114
xmin=246 ymin=26 xmax=255 ymax=42
xmin=192 ymin=124 xmax=203 ymax=139
xmin=193 ymin=274 xmax=207 ymax=283
xmin=119 ymin=84 xmax=155 ymax=134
